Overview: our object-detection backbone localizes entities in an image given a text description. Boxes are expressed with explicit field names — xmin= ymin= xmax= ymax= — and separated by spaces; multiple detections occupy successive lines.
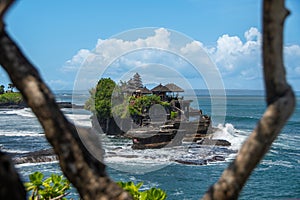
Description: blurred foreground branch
xmin=202 ymin=0 xmax=295 ymax=199
xmin=0 ymin=1 xmax=131 ymax=199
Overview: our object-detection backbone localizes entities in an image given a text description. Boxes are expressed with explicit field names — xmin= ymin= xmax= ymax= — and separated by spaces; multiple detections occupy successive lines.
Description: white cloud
xmin=62 ymin=49 xmax=92 ymax=72
xmin=284 ymin=44 xmax=300 ymax=77
xmin=244 ymin=27 xmax=261 ymax=42
xmin=206 ymin=27 xmax=262 ymax=85
xmin=285 ymin=45 xmax=300 ymax=56
xmin=61 ymin=27 xmax=300 ymax=90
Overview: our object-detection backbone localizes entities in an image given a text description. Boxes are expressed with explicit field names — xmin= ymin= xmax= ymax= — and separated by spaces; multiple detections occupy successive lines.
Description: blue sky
xmin=1 ymin=0 xmax=299 ymax=91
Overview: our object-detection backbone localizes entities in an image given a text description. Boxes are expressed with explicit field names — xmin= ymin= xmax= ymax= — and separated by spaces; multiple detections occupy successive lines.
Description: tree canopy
xmin=0 ymin=85 xmax=4 ymax=94
xmin=94 ymin=78 xmax=116 ymax=119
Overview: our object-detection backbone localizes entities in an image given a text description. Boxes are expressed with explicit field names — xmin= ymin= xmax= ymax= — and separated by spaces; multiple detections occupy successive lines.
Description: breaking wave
xmin=1 ymin=108 xmax=36 ymax=118
xmin=102 ymin=123 xmax=248 ymax=173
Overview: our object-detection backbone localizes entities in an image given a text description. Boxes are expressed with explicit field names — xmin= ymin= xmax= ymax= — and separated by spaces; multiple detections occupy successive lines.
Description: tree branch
xmin=50 ymin=192 xmax=70 ymax=200
xmin=201 ymin=0 xmax=295 ymax=199
xmin=0 ymin=2 xmax=131 ymax=200
xmin=0 ymin=151 xmax=26 ymax=200
xmin=0 ymin=0 xmax=14 ymax=31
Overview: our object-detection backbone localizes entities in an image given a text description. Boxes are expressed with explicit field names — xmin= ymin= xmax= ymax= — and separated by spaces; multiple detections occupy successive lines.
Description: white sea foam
xmin=261 ymin=159 xmax=293 ymax=168
xmin=212 ymin=123 xmax=248 ymax=150
xmin=0 ymin=130 xmax=43 ymax=137
xmin=65 ymin=113 xmax=92 ymax=127
xmin=2 ymin=108 xmax=36 ymax=118
xmin=1 ymin=149 xmax=30 ymax=154
xmin=15 ymin=161 xmax=59 ymax=168
xmin=99 ymin=123 xmax=249 ymax=173
xmin=1 ymin=107 xmax=247 ymax=173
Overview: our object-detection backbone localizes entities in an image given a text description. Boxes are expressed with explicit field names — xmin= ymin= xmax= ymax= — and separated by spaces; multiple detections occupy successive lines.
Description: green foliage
xmin=111 ymin=94 xmax=131 ymax=119
xmin=117 ymin=181 xmax=143 ymax=199
xmin=85 ymin=78 xmax=117 ymax=119
xmin=24 ymin=172 xmax=71 ymax=200
xmin=8 ymin=83 xmax=15 ymax=92
xmin=84 ymin=88 xmax=96 ymax=112
xmin=85 ymin=77 xmax=172 ymax=127
xmin=0 ymin=85 xmax=4 ymax=94
xmin=141 ymin=188 xmax=167 ymax=200
xmin=94 ymin=78 xmax=116 ymax=119
xmin=86 ymin=78 xmax=170 ymax=121
xmin=0 ymin=92 xmax=23 ymax=103
xmin=117 ymin=181 xmax=167 ymax=200
xmin=128 ymin=95 xmax=168 ymax=116
xmin=170 ymin=111 xmax=178 ymax=120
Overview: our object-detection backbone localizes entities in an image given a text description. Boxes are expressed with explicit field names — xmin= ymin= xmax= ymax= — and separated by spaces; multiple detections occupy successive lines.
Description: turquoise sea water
xmin=0 ymin=90 xmax=299 ymax=199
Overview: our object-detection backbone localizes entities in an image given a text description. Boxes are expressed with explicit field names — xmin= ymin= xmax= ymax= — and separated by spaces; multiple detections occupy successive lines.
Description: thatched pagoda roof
xmin=165 ymin=83 xmax=184 ymax=92
xmin=136 ymin=87 xmax=152 ymax=94
xmin=151 ymin=84 xmax=171 ymax=92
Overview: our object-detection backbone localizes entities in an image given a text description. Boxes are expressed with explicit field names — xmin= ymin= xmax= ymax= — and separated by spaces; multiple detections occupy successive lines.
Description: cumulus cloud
xmin=284 ymin=45 xmax=300 ymax=77
xmin=209 ymin=27 xmax=262 ymax=80
xmin=61 ymin=27 xmax=300 ymax=90
xmin=244 ymin=27 xmax=261 ymax=41
xmin=62 ymin=49 xmax=92 ymax=72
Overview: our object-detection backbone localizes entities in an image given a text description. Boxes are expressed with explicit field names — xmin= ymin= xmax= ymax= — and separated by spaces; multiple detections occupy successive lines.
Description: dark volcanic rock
xmin=207 ymin=155 xmax=226 ymax=162
xmin=57 ymin=102 xmax=84 ymax=109
xmin=0 ymin=101 xmax=27 ymax=109
xmin=198 ymin=138 xmax=231 ymax=146
xmin=0 ymin=101 xmax=83 ymax=109
xmin=174 ymin=159 xmax=208 ymax=165
xmin=174 ymin=155 xmax=226 ymax=166
xmin=11 ymin=149 xmax=57 ymax=165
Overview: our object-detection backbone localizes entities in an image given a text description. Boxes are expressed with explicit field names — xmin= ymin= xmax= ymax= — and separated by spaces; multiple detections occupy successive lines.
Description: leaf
xmin=29 ymin=172 xmax=43 ymax=186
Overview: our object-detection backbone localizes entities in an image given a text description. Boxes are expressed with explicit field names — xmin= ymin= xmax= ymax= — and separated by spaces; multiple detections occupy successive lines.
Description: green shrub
xmin=24 ymin=172 xmax=167 ymax=200
xmin=24 ymin=171 xmax=71 ymax=200
xmin=0 ymin=92 xmax=23 ymax=104
xmin=117 ymin=181 xmax=167 ymax=200
xmin=170 ymin=111 xmax=178 ymax=120
xmin=128 ymin=95 xmax=169 ymax=117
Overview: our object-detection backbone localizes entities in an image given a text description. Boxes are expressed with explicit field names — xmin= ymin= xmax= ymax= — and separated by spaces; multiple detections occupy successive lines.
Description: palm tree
xmin=8 ymin=83 xmax=15 ymax=92
xmin=0 ymin=85 xmax=5 ymax=94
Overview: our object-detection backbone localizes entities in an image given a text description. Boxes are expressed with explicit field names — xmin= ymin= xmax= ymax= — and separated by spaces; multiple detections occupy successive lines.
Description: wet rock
xmin=212 ymin=155 xmax=225 ymax=161
xmin=174 ymin=155 xmax=226 ymax=166
xmin=0 ymin=101 xmax=27 ymax=109
xmin=57 ymin=102 xmax=84 ymax=109
xmin=174 ymin=159 xmax=208 ymax=165
xmin=11 ymin=149 xmax=58 ymax=165
xmin=206 ymin=155 xmax=226 ymax=162
xmin=197 ymin=138 xmax=231 ymax=146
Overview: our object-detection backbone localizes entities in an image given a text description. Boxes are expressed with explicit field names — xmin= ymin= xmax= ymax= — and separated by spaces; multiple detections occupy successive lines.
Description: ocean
xmin=0 ymin=90 xmax=299 ymax=199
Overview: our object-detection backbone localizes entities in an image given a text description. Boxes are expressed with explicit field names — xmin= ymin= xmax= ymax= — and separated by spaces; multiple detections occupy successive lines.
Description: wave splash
xmin=0 ymin=108 xmax=36 ymax=118
xmin=212 ymin=123 xmax=248 ymax=150
xmin=102 ymin=123 xmax=248 ymax=173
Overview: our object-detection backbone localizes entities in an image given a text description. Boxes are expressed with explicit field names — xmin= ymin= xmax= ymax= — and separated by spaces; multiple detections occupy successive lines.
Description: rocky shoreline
xmin=0 ymin=102 xmax=27 ymax=109
xmin=7 ymin=142 xmax=236 ymax=165
xmin=0 ymin=101 xmax=84 ymax=109
xmin=8 ymin=149 xmax=58 ymax=165
xmin=1 ymin=101 xmax=232 ymax=166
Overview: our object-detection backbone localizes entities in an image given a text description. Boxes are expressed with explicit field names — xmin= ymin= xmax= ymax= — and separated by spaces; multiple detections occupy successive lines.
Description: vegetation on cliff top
xmin=0 ymin=92 xmax=23 ymax=104
xmin=85 ymin=75 xmax=170 ymax=126
xmin=0 ymin=83 xmax=22 ymax=104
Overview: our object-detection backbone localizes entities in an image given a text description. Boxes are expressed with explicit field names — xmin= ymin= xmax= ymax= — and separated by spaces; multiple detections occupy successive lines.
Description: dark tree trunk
xmin=0 ymin=151 xmax=26 ymax=200
xmin=202 ymin=0 xmax=295 ymax=199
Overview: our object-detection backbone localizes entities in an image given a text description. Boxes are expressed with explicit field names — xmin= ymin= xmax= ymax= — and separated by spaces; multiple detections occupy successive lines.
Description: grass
xmin=0 ymin=92 xmax=23 ymax=104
